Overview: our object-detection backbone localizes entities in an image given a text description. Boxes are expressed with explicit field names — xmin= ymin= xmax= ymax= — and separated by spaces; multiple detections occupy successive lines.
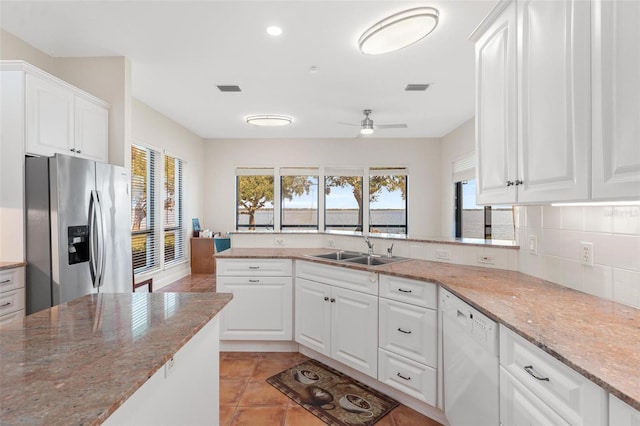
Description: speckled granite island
xmin=0 ymin=292 xmax=232 ymax=426
xmin=216 ymin=248 xmax=640 ymax=412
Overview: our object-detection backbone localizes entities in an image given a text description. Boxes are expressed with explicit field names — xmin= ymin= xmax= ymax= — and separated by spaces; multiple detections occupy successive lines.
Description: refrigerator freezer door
xmin=51 ymin=154 xmax=96 ymax=306
xmin=96 ymin=162 xmax=132 ymax=293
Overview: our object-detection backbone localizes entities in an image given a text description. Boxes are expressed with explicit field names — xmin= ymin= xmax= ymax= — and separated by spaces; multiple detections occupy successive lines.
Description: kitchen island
xmin=0 ymin=291 xmax=232 ymax=425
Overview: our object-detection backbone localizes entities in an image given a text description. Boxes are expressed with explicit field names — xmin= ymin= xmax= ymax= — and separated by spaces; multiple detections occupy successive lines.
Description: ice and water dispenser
xmin=68 ymin=225 xmax=89 ymax=265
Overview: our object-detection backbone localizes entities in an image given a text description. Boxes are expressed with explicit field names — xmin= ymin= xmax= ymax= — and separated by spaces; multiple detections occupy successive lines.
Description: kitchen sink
xmin=309 ymin=251 xmax=363 ymax=261
xmin=307 ymin=251 xmax=408 ymax=266
xmin=344 ymin=255 xmax=408 ymax=266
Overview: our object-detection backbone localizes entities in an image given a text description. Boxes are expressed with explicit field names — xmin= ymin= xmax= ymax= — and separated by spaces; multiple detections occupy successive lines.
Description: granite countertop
xmin=0 ymin=261 xmax=27 ymax=271
xmin=216 ymin=248 xmax=640 ymax=410
xmin=0 ymin=292 xmax=233 ymax=426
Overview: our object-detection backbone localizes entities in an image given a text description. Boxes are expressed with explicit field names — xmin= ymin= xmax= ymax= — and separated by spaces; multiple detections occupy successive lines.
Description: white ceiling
xmin=0 ymin=1 xmax=495 ymax=139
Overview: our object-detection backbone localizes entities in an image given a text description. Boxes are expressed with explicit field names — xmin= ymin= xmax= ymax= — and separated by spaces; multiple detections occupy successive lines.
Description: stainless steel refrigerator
xmin=25 ymin=154 xmax=132 ymax=314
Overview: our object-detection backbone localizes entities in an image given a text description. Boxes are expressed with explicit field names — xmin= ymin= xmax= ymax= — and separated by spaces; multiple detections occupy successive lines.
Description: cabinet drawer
xmin=295 ymin=261 xmax=378 ymax=295
xmin=0 ymin=309 xmax=24 ymax=327
xmin=0 ymin=287 xmax=26 ymax=316
xmin=500 ymin=366 xmax=570 ymax=426
xmin=216 ymin=259 xmax=292 ymax=276
xmin=379 ymin=298 xmax=436 ymax=367
xmin=0 ymin=267 xmax=25 ymax=293
xmin=499 ymin=326 xmax=607 ymax=425
xmin=379 ymin=275 xmax=436 ymax=308
xmin=378 ymin=349 xmax=436 ymax=405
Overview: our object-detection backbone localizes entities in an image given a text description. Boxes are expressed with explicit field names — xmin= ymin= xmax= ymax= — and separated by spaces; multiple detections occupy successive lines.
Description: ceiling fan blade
xmin=374 ymin=123 xmax=408 ymax=129
xmin=337 ymin=121 xmax=360 ymax=127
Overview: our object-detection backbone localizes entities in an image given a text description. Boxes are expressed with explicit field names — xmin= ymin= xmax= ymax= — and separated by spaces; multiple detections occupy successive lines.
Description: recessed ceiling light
xmin=266 ymin=26 xmax=283 ymax=36
xmin=359 ymin=7 xmax=439 ymax=55
xmin=246 ymin=115 xmax=292 ymax=126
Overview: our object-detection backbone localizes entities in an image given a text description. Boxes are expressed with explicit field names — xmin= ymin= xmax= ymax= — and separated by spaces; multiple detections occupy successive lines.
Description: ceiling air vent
xmin=217 ymin=85 xmax=242 ymax=92
xmin=404 ymin=84 xmax=430 ymax=92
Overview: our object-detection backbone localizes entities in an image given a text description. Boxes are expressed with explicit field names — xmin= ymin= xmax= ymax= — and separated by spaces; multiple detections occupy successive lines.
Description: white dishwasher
xmin=441 ymin=288 xmax=499 ymax=426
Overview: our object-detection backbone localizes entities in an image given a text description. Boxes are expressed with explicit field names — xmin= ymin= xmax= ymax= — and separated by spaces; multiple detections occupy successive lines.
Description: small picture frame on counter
xmin=192 ymin=218 xmax=201 ymax=238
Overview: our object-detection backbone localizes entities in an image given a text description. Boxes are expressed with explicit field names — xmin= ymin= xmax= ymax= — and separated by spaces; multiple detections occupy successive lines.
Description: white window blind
xmin=164 ymin=154 xmax=185 ymax=266
xmin=131 ymin=145 xmax=159 ymax=273
xmin=452 ymin=153 xmax=476 ymax=182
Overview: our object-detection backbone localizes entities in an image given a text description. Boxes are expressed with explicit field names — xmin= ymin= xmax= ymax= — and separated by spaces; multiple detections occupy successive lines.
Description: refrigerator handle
xmin=88 ymin=191 xmax=98 ymax=287
xmin=94 ymin=190 xmax=107 ymax=289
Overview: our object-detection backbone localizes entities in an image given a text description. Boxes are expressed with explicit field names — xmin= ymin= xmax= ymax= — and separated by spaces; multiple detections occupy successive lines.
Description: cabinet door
xmin=25 ymin=74 xmax=74 ymax=157
xmin=610 ymin=394 xmax=640 ymax=426
xmin=295 ymin=278 xmax=331 ymax=356
xmin=500 ymin=367 xmax=571 ymax=426
xmin=217 ymin=276 xmax=292 ymax=340
xmin=331 ymin=286 xmax=378 ymax=378
xmin=475 ymin=0 xmax=518 ymax=205
xmin=74 ymin=96 xmax=109 ymax=163
xmin=592 ymin=0 xmax=640 ymax=200
xmin=517 ymin=0 xmax=590 ymax=203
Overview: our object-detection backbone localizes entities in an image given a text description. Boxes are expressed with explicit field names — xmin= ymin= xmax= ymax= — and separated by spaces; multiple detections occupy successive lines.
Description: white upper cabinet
xmin=475 ymin=0 xmax=518 ymax=205
xmin=26 ymin=73 xmax=75 ymax=158
xmin=591 ymin=0 xmax=640 ymax=200
xmin=18 ymin=63 xmax=110 ymax=163
xmin=516 ymin=0 xmax=591 ymax=203
xmin=474 ymin=0 xmax=593 ymax=204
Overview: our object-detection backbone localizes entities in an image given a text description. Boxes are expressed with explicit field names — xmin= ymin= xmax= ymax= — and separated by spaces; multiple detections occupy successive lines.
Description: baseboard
xmin=298 ymin=346 xmax=449 ymax=426
xmin=220 ymin=340 xmax=299 ymax=352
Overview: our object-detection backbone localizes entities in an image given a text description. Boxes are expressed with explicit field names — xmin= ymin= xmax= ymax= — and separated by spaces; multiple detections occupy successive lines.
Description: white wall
xmin=439 ymin=117 xmax=475 ymax=237
xmin=202 ymin=137 xmax=442 ymax=237
xmin=132 ymin=99 xmax=206 ymax=288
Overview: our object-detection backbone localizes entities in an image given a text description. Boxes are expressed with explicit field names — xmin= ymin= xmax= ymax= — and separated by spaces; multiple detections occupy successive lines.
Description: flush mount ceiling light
xmin=266 ymin=25 xmax=283 ymax=36
xmin=358 ymin=7 xmax=439 ymax=55
xmin=246 ymin=115 xmax=292 ymax=127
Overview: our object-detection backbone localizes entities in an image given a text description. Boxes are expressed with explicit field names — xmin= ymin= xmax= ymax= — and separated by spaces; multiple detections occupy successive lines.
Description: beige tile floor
xmin=160 ymin=274 xmax=443 ymax=425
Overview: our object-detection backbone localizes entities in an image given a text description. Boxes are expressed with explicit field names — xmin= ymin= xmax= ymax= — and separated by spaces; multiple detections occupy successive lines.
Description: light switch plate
xmin=528 ymin=235 xmax=538 ymax=255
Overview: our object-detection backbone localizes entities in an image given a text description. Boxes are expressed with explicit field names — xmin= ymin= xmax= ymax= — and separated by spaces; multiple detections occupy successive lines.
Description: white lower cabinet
xmin=0 ymin=266 xmax=25 ymax=323
xmin=295 ymin=261 xmax=378 ymax=378
xmin=216 ymin=259 xmax=292 ymax=340
xmin=610 ymin=394 xmax=640 ymax=426
xmin=378 ymin=274 xmax=438 ymax=405
xmin=499 ymin=326 xmax=607 ymax=425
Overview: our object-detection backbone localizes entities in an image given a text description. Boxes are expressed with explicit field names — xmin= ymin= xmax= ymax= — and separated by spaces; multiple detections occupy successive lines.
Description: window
xmin=163 ymin=154 xmax=185 ymax=265
xmin=131 ymin=144 xmax=186 ymax=275
xmin=236 ymin=168 xmax=274 ymax=230
xmin=281 ymin=168 xmax=319 ymax=230
xmin=325 ymin=169 xmax=364 ymax=232
xmin=454 ymin=179 xmax=515 ymax=240
xmin=131 ymin=145 xmax=158 ymax=272
xmin=369 ymin=168 xmax=407 ymax=235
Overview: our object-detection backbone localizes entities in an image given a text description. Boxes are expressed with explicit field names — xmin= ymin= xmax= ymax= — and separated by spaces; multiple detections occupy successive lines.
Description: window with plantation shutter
xmin=163 ymin=154 xmax=185 ymax=266
xmin=131 ymin=145 xmax=159 ymax=273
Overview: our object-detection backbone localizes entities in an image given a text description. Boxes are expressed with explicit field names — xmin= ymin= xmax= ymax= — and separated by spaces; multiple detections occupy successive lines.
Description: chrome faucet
xmin=387 ymin=243 xmax=394 ymax=258
xmin=364 ymin=237 xmax=374 ymax=255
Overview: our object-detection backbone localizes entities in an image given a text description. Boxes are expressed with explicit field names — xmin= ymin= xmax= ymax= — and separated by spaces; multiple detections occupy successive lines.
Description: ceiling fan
xmin=338 ymin=109 xmax=408 ymax=135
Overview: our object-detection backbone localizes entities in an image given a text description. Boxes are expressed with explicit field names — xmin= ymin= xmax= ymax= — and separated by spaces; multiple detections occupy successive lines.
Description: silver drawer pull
xmin=397 ymin=328 xmax=412 ymax=334
xmin=248 ymin=279 xmax=260 ymax=283
xmin=398 ymin=288 xmax=412 ymax=293
xmin=0 ymin=302 xmax=12 ymax=308
xmin=397 ymin=372 xmax=411 ymax=381
xmin=248 ymin=266 xmax=260 ymax=270
xmin=524 ymin=365 xmax=550 ymax=382
xmin=0 ymin=279 xmax=11 ymax=284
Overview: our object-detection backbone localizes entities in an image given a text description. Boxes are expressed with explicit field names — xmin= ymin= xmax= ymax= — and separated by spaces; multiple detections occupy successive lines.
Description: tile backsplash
xmin=517 ymin=205 xmax=640 ymax=309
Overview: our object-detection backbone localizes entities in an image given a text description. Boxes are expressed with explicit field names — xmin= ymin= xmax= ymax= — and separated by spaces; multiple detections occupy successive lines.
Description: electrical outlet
xmin=435 ymin=249 xmax=450 ymax=260
xmin=581 ymin=242 xmax=594 ymax=267
xmin=528 ymin=235 xmax=538 ymax=255
xmin=477 ymin=255 xmax=495 ymax=265
xmin=274 ymin=238 xmax=285 ymax=246
xmin=327 ymin=239 xmax=335 ymax=248
xmin=164 ymin=357 xmax=175 ymax=378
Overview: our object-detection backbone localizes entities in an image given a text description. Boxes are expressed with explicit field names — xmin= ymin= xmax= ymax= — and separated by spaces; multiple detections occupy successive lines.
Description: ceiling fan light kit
xmin=246 ymin=115 xmax=293 ymax=126
xmin=358 ymin=7 xmax=439 ymax=55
